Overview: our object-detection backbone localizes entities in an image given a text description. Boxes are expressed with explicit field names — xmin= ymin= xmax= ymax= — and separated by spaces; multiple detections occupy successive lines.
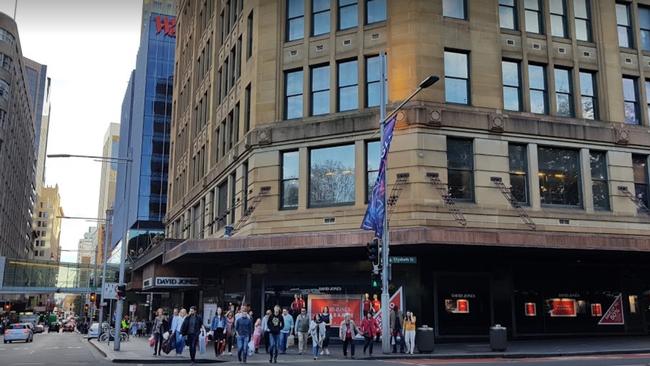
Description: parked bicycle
xmin=98 ymin=322 xmax=128 ymax=342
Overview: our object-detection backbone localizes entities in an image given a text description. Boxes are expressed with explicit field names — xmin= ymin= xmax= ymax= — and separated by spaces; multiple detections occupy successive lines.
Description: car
xmin=87 ymin=322 xmax=100 ymax=339
xmin=48 ymin=322 xmax=60 ymax=333
xmin=33 ymin=324 xmax=44 ymax=333
xmin=62 ymin=320 xmax=75 ymax=332
xmin=4 ymin=323 xmax=33 ymax=343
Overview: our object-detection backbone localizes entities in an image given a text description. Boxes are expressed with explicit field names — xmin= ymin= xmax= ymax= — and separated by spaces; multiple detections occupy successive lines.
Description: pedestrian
xmin=234 ymin=309 xmax=253 ymax=363
xmin=266 ymin=305 xmax=284 ymax=363
xmin=121 ymin=315 xmax=131 ymax=340
xmin=360 ymin=311 xmax=379 ymax=356
xmin=152 ymin=308 xmax=168 ymax=356
xmin=279 ymin=308 xmax=293 ymax=354
xmin=261 ymin=309 xmax=271 ymax=354
xmin=210 ymin=307 xmax=227 ymax=357
xmin=389 ymin=304 xmax=405 ymax=354
xmin=318 ymin=306 xmax=331 ymax=355
xmin=293 ymin=308 xmax=309 ymax=355
xmin=180 ymin=306 xmax=203 ymax=363
xmin=339 ymin=313 xmax=359 ymax=358
xmin=225 ymin=311 xmax=235 ymax=355
xmin=404 ymin=311 xmax=416 ymax=354
xmin=173 ymin=308 xmax=187 ymax=355
xmin=309 ymin=315 xmax=325 ymax=360
xmin=290 ymin=294 xmax=301 ymax=317
xmin=363 ymin=293 xmax=372 ymax=317
xmin=170 ymin=308 xmax=181 ymax=355
xmin=235 ymin=304 xmax=248 ymax=321
xmin=252 ymin=318 xmax=262 ymax=353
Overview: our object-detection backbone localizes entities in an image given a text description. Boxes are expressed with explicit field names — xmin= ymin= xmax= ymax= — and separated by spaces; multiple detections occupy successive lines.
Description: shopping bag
xmin=216 ymin=339 xmax=226 ymax=355
xmin=148 ymin=335 xmax=156 ymax=347
xmin=199 ymin=332 xmax=207 ymax=354
xmin=162 ymin=331 xmax=170 ymax=340
xmin=162 ymin=332 xmax=175 ymax=354
xmin=287 ymin=334 xmax=294 ymax=347
xmin=247 ymin=339 xmax=255 ymax=357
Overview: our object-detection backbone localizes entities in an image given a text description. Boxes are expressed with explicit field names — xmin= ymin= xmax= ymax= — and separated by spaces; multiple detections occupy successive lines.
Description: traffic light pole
xmin=114 ymin=152 xmax=131 ymax=351
xmin=379 ymin=52 xmax=391 ymax=354
xmin=98 ymin=209 xmax=112 ymax=327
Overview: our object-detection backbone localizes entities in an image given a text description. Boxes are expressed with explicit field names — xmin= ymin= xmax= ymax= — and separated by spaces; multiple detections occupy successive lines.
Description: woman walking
xmin=252 ymin=318 xmax=263 ymax=353
xmin=318 ymin=306 xmax=331 ymax=355
xmin=225 ymin=311 xmax=236 ymax=355
xmin=404 ymin=311 xmax=417 ymax=354
xmin=360 ymin=311 xmax=379 ymax=356
xmin=309 ymin=315 xmax=325 ymax=360
xmin=173 ymin=308 xmax=187 ymax=355
xmin=151 ymin=308 xmax=168 ymax=356
xmin=210 ymin=307 xmax=227 ymax=357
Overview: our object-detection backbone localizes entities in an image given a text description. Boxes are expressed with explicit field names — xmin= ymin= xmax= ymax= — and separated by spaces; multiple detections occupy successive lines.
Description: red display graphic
xmin=155 ymin=15 xmax=177 ymax=37
xmin=308 ymin=295 xmax=362 ymax=326
xmin=598 ymin=294 xmax=624 ymax=325
xmin=591 ymin=303 xmax=603 ymax=317
xmin=525 ymin=302 xmax=537 ymax=317
xmin=549 ymin=298 xmax=577 ymax=317
xmin=456 ymin=299 xmax=469 ymax=313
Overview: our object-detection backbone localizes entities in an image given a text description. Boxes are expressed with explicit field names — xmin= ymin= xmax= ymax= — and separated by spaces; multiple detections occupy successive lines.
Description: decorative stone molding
xmin=429 ymin=108 xmax=442 ymax=127
xmin=258 ymin=128 xmax=272 ymax=145
xmin=489 ymin=113 xmax=505 ymax=133
xmin=614 ymin=125 xmax=630 ymax=145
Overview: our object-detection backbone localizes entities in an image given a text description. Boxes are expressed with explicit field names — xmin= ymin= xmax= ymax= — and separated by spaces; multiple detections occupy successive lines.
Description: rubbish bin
xmin=416 ymin=326 xmax=434 ymax=353
xmin=489 ymin=325 xmax=507 ymax=351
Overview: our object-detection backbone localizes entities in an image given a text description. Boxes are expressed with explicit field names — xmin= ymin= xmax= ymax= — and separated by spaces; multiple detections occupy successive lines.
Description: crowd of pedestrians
xmin=140 ymin=293 xmax=418 ymax=363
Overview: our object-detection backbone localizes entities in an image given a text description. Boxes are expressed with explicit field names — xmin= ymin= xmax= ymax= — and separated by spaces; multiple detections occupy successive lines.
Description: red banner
xmin=308 ymin=295 xmax=362 ymax=326
xmin=525 ymin=302 xmax=537 ymax=317
xmin=591 ymin=303 xmax=602 ymax=317
xmin=549 ymin=298 xmax=577 ymax=317
xmin=373 ymin=287 xmax=404 ymax=330
xmin=599 ymin=294 xmax=624 ymax=325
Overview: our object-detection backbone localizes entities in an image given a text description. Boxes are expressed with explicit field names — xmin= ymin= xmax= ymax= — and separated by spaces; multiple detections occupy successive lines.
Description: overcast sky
xmin=0 ymin=0 xmax=143 ymax=262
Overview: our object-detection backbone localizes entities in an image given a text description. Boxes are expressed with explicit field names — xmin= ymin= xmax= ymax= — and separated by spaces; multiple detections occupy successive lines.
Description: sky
xmin=0 ymin=0 xmax=143 ymax=262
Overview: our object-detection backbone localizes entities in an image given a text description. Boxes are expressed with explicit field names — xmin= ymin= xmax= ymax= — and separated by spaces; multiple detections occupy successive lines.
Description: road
xmin=377 ymin=355 xmax=650 ymax=366
xmin=1 ymin=331 xmax=110 ymax=366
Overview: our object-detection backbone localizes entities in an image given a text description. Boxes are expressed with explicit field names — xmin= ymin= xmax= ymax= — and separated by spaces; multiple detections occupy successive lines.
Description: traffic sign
xmin=389 ymin=256 xmax=417 ymax=264
xmin=102 ymin=282 xmax=118 ymax=300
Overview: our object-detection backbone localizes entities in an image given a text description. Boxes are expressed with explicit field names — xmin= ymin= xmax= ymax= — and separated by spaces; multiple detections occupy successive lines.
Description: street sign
xmin=102 ymin=282 xmax=118 ymax=300
xmin=389 ymin=256 xmax=417 ymax=264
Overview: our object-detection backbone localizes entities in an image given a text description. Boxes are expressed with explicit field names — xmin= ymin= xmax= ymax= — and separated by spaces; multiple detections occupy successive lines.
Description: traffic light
xmin=116 ymin=285 xmax=126 ymax=299
xmin=366 ymin=238 xmax=380 ymax=264
xmin=89 ymin=292 xmax=96 ymax=303
xmin=83 ymin=303 xmax=89 ymax=313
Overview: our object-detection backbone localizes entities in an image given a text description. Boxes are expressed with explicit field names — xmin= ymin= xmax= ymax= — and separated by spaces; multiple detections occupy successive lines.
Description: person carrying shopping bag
xmin=338 ymin=314 xmax=360 ymax=359
xmin=360 ymin=311 xmax=379 ymax=356
xmin=309 ymin=315 xmax=325 ymax=360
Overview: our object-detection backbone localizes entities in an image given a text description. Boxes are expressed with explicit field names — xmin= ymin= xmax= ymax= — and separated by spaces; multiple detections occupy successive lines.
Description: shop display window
xmin=629 ymin=295 xmax=639 ymax=314
xmin=524 ymin=302 xmax=537 ymax=317
xmin=591 ymin=303 xmax=602 ymax=317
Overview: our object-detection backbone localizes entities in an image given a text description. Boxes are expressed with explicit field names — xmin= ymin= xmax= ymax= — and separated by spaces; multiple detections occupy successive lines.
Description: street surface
xmin=0 ymin=331 xmax=110 ymax=366
xmin=378 ymin=354 xmax=650 ymax=366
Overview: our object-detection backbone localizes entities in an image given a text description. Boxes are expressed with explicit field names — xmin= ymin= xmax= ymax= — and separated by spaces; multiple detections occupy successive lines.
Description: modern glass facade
xmin=112 ymin=2 xmax=175 ymax=250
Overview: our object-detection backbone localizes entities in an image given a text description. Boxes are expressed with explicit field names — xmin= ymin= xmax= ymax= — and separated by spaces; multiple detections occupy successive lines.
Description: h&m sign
xmin=154 ymin=277 xmax=199 ymax=288
xmin=154 ymin=15 xmax=176 ymax=37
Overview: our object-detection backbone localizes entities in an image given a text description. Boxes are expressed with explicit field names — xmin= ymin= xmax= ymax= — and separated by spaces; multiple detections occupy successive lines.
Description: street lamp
xmin=375 ymin=52 xmax=439 ymax=354
xmin=48 ymin=153 xmax=131 ymax=351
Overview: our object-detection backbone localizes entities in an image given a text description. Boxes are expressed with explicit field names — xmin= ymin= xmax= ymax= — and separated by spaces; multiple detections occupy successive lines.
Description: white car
xmin=4 ymin=323 xmax=33 ymax=343
xmin=87 ymin=322 xmax=100 ymax=339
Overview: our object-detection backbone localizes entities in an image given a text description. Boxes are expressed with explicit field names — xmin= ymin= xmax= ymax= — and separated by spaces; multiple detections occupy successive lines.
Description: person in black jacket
xmin=181 ymin=306 xmax=203 ymax=362
xmin=266 ymin=305 xmax=284 ymax=364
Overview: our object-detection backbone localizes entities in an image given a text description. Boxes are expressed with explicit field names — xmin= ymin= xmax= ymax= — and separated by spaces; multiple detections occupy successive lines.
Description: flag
xmin=598 ymin=294 xmax=624 ymax=325
xmin=361 ymin=116 xmax=398 ymax=238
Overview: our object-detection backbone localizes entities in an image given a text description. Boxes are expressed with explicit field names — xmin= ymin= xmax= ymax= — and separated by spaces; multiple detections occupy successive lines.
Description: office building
xmin=32 ymin=185 xmax=62 ymax=262
xmin=96 ymin=123 xmax=119 ymax=266
xmin=23 ymin=57 xmax=49 ymax=190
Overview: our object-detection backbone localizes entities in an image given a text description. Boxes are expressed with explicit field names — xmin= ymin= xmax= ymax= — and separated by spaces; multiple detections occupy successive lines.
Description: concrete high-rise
xmin=23 ymin=57 xmax=49 ymax=190
xmin=96 ymin=123 xmax=119 ymax=266
xmin=0 ymin=12 xmax=36 ymax=259
xmin=32 ymin=185 xmax=62 ymax=262
xmin=112 ymin=0 xmax=175 ymax=256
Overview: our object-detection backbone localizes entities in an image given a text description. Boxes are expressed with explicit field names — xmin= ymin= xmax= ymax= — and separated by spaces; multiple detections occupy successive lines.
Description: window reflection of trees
xmin=310 ymin=159 xmax=355 ymax=206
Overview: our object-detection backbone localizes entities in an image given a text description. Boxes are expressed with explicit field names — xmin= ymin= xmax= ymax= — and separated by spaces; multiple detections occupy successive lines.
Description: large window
xmin=309 ymin=145 xmax=356 ymax=207
xmin=509 ymin=144 xmax=529 ymax=205
xmin=590 ymin=151 xmax=609 ymax=211
xmin=217 ymin=181 xmax=228 ymax=230
xmin=447 ymin=138 xmax=474 ymax=201
xmin=312 ymin=0 xmax=330 ymax=36
xmin=499 ymin=0 xmax=517 ymax=30
xmin=528 ymin=64 xmax=547 ymax=114
xmin=0 ymin=79 xmax=10 ymax=101
xmin=579 ymin=71 xmax=597 ymax=120
xmin=641 ymin=6 xmax=650 ymax=51
xmin=443 ymin=0 xmax=466 ymax=20
xmin=502 ymin=60 xmax=521 ymax=111
xmin=366 ymin=0 xmax=386 ymax=24
xmin=554 ymin=67 xmax=573 ymax=117
xmin=366 ymin=55 xmax=387 ymax=107
xmin=538 ymin=147 xmax=581 ymax=207
xmin=338 ymin=59 xmax=358 ymax=111
xmin=285 ymin=69 xmax=304 ymax=119
xmin=339 ymin=0 xmax=358 ymax=30
xmin=0 ymin=28 xmax=14 ymax=46
xmin=281 ymin=151 xmax=299 ymax=209
xmin=247 ymin=11 xmax=254 ymax=59
xmin=311 ymin=64 xmax=330 ymax=116
xmin=524 ymin=0 xmax=543 ymax=34
xmin=633 ymin=154 xmax=649 ymax=207
xmin=366 ymin=141 xmax=380 ymax=202
xmin=287 ymin=0 xmax=305 ymax=41
xmin=616 ymin=2 xmax=632 ymax=48
xmin=444 ymin=51 xmax=469 ymax=105
xmin=550 ymin=0 xmax=567 ymax=38
xmin=0 ymin=53 xmax=11 ymax=72
xmin=574 ymin=0 xmax=591 ymax=42
xmin=622 ymin=77 xmax=639 ymax=125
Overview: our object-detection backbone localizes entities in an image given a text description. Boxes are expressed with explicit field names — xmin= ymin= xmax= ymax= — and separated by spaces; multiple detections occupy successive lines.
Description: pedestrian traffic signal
xmin=371 ymin=272 xmax=381 ymax=289
xmin=116 ymin=285 xmax=126 ymax=299
xmin=367 ymin=238 xmax=380 ymax=264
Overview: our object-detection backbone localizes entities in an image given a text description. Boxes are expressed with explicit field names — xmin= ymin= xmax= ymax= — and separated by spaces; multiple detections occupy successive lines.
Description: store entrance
xmin=435 ymin=273 xmax=492 ymax=337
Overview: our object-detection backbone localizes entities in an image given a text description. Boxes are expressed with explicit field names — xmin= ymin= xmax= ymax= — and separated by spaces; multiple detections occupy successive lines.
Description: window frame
xmin=528 ymin=63 xmax=548 ymax=114
xmin=554 ymin=67 xmax=574 ymax=117
xmin=308 ymin=143 xmax=357 ymax=208
xmin=623 ymin=76 xmax=640 ymax=125
xmin=579 ymin=70 xmax=597 ymax=120
xmin=616 ymin=2 xmax=633 ymax=48
xmin=280 ymin=150 xmax=300 ymax=210
xmin=502 ymin=59 xmax=522 ymax=111
xmin=573 ymin=0 xmax=592 ymax=42
xmin=444 ymin=50 xmax=470 ymax=105
xmin=310 ymin=64 xmax=331 ymax=116
xmin=499 ymin=0 xmax=517 ymax=30
xmin=632 ymin=154 xmax=649 ymax=208
xmin=537 ymin=146 xmax=583 ymax=208
xmin=247 ymin=10 xmax=254 ymax=59
xmin=524 ymin=0 xmax=543 ymax=34
xmin=589 ymin=150 xmax=610 ymax=211
xmin=508 ymin=143 xmax=529 ymax=206
xmin=446 ymin=138 xmax=475 ymax=202
xmin=338 ymin=0 xmax=359 ymax=30
xmin=285 ymin=68 xmax=304 ymax=119
xmin=443 ymin=0 xmax=467 ymax=20
xmin=365 ymin=55 xmax=387 ymax=108
xmin=549 ymin=0 xmax=568 ymax=38
xmin=337 ymin=58 xmax=359 ymax=112
xmin=365 ymin=140 xmax=380 ymax=203
xmin=286 ymin=0 xmax=305 ymax=42
xmin=312 ymin=0 xmax=331 ymax=36
xmin=366 ymin=0 xmax=387 ymax=25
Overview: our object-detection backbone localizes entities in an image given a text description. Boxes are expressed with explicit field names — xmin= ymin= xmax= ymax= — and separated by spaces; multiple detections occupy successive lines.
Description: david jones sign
xmin=154 ymin=277 xmax=199 ymax=288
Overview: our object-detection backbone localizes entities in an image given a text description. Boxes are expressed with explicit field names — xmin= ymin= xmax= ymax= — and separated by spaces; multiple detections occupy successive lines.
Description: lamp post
xmin=48 ymin=153 xmax=131 ymax=351
xmin=377 ymin=52 xmax=439 ymax=354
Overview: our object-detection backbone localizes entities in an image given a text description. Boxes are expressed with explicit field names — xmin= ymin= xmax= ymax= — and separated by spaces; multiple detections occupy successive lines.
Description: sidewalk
xmin=89 ymin=335 xmax=650 ymax=363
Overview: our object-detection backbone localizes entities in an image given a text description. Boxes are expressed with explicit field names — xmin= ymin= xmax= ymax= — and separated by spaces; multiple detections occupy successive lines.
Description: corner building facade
xmin=136 ymin=0 xmax=650 ymax=339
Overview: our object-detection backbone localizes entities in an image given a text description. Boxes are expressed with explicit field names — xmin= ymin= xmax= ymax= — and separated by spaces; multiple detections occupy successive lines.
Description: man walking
xmin=294 ymin=308 xmax=309 ymax=354
xmin=261 ymin=310 xmax=271 ymax=353
xmin=181 ymin=306 xmax=203 ymax=363
xmin=234 ymin=310 xmax=253 ymax=363
xmin=279 ymin=308 xmax=293 ymax=354
xmin=389 ymin=304 xmax=405 ymax=354
xmin=267 ymin=306 xmax=284 ymax=363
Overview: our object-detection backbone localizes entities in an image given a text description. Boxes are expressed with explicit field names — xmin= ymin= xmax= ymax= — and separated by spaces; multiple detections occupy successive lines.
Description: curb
xmin=87 ymin=339 xmax=225 ymax=364
xmin=365 ymin=348 xmax=650 ymax=361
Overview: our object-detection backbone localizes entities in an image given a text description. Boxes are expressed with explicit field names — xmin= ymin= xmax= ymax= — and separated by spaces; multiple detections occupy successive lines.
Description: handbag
xmin=162 ymin=331 xmax=170 ymax=340
xmin=199 ymin=329 xmax=207 ymax=354
xmin=287 ymin=334 xmax=294 ymax=347
xmin=247 ymin=339 xmax=255 ymax=356
xmin=162 ymin=332 xmax=175 ymax=354
xmin=148 ymin=335 xmax=156 ymax=348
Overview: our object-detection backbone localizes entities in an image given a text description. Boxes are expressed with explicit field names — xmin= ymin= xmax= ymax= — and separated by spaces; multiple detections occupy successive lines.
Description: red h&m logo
xmin=155 ymin=16 xmax=176 ymax=37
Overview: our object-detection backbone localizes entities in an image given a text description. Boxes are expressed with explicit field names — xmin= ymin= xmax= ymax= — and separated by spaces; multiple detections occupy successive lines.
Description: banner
xmin=548 ymin=298 xmax=577 ymax=317
xmin=308 ymin=295 xmax=362 ymax=326
xmin=361 ymin=115 xmax=398 ymax=238
xmin=599 ymin=294 xmax=624 ymax=325
xmin=373 ymin=286 xmax=404 ymax=329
